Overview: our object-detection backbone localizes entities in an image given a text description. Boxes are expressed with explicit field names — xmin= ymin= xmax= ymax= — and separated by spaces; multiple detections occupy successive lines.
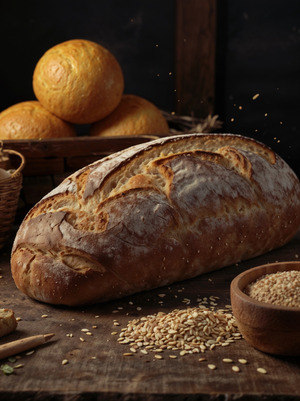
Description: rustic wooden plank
xmin=21 ymin=176 xmax=55 ymax=205
xmin=1 ymin=136 xmax=158 ymax=159
xmin=175 ymin=0 xmax=217 ymax=117
xmin=22 ymin=157 xmax=65 ymax=177
xmin=65 ymin=155 xmax=106 ymax=172
xmin=0 ymin=231 xmax=299 ymax=399
xmin=2 ymin=136 xmax=159 ymax=182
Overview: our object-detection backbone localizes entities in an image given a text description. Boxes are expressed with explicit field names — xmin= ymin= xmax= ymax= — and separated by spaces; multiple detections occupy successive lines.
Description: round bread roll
xmin=89 ymin=94 xmax=169 ymax=137
xmin=0 ymin=101 xmax=76 ymax=140
xmin=0 ymin=308 xmax=17 ymax=337
xmin=33 ymin=39 xmax=124 ymax=124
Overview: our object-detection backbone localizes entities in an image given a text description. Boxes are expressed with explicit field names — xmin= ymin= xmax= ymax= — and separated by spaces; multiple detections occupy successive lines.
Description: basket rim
xmin=0 ymin=147 xmax=25 ymax=177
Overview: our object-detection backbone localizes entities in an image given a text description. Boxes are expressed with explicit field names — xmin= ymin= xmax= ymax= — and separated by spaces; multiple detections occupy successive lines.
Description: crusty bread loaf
xmin=33 ymin=39 xmax=124 ymax=124
xmin=0 ymin=101 xmax=76 ymax=140
xmin=0 ymin=308 xmax=17 ymax=337
xmin=89 ymin=94 xmax=169 ymax=137
xmin=11 ymin=133 xmax=300 ymax=306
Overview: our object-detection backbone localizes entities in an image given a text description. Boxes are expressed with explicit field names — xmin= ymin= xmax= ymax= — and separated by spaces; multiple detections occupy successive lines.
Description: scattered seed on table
xmin=208 ymin=364 xmax=217 ymax=370
xmin=238 ymin=358 xmax=248 ymax=364
xmin=14 ymin=364 xmax=24 ymax=369
xmin=154 ymin=354 xmax=163 ymax=360
xmin=232 ymin=366 xmax=240 ymax=372
xmin=222 ymin=358 xmax=233 ymax=363
xmin=257 ymin=367 xmax=267 ymax=374
xmin=62 ymin=359 xmax=69 ymax=365
xmin=123 ymin=353 xmax=133 ymax=356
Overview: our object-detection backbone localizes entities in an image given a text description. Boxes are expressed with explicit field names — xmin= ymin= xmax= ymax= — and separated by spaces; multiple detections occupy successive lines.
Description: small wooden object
xmin=230 ymin=261 xmax=300 ymax=356
xmin=0 ymin=333 xmax=55 ymax=360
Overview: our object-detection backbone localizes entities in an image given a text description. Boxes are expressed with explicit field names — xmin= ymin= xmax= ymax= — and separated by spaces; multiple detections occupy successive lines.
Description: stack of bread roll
xmin=0 ymin=39 xmax=169 ymax=140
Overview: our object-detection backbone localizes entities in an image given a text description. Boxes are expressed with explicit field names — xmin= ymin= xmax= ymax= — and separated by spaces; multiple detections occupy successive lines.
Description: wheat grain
xmin=117 ymin=305 xmax=241 ymax=357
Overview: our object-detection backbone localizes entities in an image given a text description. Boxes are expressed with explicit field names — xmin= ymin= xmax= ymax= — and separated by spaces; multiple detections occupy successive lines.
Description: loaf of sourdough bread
xmin=11 ymin=134 xmax=300 ymax=306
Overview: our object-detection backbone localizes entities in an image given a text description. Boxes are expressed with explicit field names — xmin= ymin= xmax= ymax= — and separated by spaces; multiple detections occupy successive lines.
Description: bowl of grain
xmin=230 ymin=261 xmax=300 ymax=356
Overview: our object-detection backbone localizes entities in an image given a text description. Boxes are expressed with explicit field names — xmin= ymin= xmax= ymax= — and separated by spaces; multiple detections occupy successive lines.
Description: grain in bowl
xmin=230 ymin=261 xmax=300 ymax=356
xmin=244 ymin=270 xmax=300 ymax=308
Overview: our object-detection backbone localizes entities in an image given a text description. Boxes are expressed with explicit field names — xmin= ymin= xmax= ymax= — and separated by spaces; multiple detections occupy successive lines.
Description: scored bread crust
xmin=11 ymin=133 xmax=300 ymax=306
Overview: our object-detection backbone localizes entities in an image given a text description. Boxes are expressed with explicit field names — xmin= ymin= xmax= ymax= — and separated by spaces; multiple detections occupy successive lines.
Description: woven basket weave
xmin=0 ymin=147 xmax=25 ymax=249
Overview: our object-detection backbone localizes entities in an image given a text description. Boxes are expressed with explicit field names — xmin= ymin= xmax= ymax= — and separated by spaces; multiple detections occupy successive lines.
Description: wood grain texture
xmin=0 ymin=230 xmax=299 ymax=400
xmin=175 ymin=0 xmax=217 ymax=117
xmin=2 ymin=136 xmax=157 ymax=176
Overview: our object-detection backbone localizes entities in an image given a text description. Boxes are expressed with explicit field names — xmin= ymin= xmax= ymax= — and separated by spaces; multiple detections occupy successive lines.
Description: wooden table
xmin=0 ymin=230 xmax=300 ymax=400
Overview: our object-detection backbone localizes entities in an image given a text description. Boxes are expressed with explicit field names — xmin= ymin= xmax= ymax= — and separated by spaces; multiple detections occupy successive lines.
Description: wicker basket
xmin=0 ymin=146 xmax=25 ymax=249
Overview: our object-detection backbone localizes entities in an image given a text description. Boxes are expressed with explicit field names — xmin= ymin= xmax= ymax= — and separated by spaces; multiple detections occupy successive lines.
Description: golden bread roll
xmin=0 ymin=308 xmax=17 ymax=337
xmin=89 ymin=94 xmax=169 ymax=137
xmin=11 ymin=134 xmax=300 ymax=306
xmin=0 ymin=101 xmax=76 ymax=140
xmin=33 ymin=39 xmax=124 ymax=124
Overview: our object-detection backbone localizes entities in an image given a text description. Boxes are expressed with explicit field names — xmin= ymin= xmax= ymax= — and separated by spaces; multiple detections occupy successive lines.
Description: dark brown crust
xmin=11 ymin=133 xmax=300 ymax=305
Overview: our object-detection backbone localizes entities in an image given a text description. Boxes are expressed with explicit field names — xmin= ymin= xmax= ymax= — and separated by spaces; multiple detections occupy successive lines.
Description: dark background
xmin=1 ymin=0 xmax=299 ymax=175
xmin=216 ymin=0 xmax=300 ymax=176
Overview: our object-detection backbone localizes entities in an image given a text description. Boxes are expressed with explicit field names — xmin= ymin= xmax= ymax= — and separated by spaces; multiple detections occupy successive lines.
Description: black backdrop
xmin=217 ymin=0 xmax=300 ymax=176
xmin=1 ymin=0 xmax=299 ymax=175
xmin=0 ymin=0 xmax=175 ymax=112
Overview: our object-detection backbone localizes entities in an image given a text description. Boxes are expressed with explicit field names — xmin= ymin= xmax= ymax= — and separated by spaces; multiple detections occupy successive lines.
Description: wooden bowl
xmin=230 ymin=261 xmax=300 ymax=356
